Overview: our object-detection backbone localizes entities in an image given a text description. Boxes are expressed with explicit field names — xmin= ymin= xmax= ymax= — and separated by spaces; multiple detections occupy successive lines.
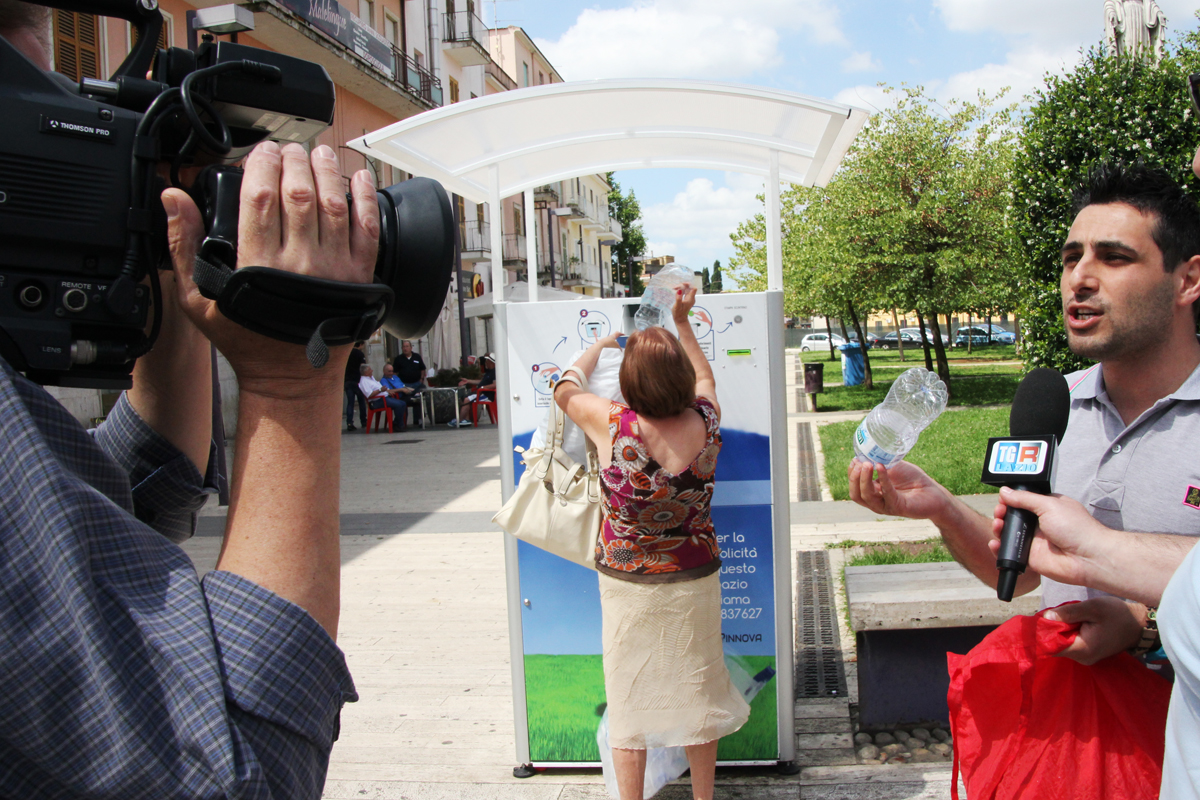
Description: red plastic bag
xmin=947 ymin=605 xmax=1172 ymax=800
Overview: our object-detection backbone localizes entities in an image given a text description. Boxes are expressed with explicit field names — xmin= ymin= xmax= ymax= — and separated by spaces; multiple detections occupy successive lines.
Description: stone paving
xmin=181 ymin=351 xmax=974 ymax=799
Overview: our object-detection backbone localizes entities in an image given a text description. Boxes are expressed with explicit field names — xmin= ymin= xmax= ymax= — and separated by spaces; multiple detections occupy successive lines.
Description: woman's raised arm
xmin=554 ymin=332 xmax=623 ymax=447
xmin=672 ymin=287 xmax=719 ymax=417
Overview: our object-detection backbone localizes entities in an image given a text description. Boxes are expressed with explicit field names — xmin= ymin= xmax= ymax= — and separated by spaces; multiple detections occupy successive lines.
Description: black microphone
xmin=980 ymin=368 xmax=1071 ymax=601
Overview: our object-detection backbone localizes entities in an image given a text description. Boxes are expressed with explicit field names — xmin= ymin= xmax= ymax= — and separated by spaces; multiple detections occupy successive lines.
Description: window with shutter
xmin=53 ymin=10 xmax=102 ymax=82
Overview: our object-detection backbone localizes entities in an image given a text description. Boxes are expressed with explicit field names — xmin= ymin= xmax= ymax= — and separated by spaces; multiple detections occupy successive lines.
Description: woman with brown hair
xmin=553 ymin=286 xmax=748 ymax=800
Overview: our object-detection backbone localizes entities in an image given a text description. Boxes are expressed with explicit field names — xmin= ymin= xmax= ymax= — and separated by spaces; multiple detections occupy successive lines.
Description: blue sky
xmin=481 ymin=0 xmax=1199 ymax=279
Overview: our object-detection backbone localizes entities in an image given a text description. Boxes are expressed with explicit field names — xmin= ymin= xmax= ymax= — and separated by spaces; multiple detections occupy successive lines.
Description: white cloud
xmin=934 ymin=0 xmax=1197 ymax=44
xmin=939 ymin=42 xmax=1082 ymax=104
xmin=533 ymin=0 xmax=845 ymax=81
xmin=841 ymin=51 xmax=882 ymax=73
xmin=836 ymin=41 xmax=1081 ymax=118
xmin=639 ymin=174 xmax=763 ymax=268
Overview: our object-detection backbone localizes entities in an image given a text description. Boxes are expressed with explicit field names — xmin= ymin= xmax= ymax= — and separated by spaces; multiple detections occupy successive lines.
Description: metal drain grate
xmin=795 ymin=422 xmax=822 ymax=502
xmin=795 ymin=550 xmax=847 ymax=699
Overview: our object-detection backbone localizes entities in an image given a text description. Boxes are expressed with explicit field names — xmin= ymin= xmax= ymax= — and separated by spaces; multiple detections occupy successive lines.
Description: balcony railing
xmin=394 ymin=47 xmax=442 ymax=106
xmin=561 ymin=187 xmax=610 ymax=228
xmin=608 ymin=216 xmax=623 ymax=241
xmin=443 ymin=9 xmax=489 ymax=65
xmin=485 ymin=58 xmax=516 ymax=91
xmin=502 ymin=233 xmax=526 ymax=263
xmin=461 ymin=220 xmax=490 ymax=255
xmin=562 ymin=259 xmax=603 ymax=286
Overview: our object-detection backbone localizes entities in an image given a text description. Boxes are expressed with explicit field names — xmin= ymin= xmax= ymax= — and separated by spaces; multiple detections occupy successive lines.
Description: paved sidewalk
xmin=181 ymin=359 xmax=968 ymax=799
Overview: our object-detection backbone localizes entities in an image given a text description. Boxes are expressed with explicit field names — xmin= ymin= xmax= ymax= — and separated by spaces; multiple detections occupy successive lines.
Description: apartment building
xmin=40 ymin=0 xmax=625 ymax=418
xmin=42 ymin=0 xmax=448 ymax=424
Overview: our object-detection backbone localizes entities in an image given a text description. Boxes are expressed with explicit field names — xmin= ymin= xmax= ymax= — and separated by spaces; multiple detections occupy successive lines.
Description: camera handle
xmin=192 ymin=257 xmax=394 ymax=369
xmin=32 ymin=0 xmax=162 ymax=80
xmin=191 ymin=164 xmax=394 ymax=368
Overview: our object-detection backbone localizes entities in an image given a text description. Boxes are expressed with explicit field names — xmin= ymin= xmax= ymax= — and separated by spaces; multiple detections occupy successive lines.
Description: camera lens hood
xmin=374 ymin=178 xmax=456 ymax=340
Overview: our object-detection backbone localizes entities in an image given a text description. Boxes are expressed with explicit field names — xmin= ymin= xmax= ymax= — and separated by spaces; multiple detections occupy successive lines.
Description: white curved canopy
xmin=348 ymin=79 xmax=869 ymax=203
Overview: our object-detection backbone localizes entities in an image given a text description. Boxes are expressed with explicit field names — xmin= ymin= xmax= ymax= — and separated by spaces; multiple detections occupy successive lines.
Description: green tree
xmin=1013 ymin=30 xmax=1200 ymax=373
xmin=607 ymin=173 xmax=648 ymax=297
xmin=832 ymin=86 xmax=1019 ymax=393
xmin=731 ymin=85 xmax=1020 ymax=396
xmin=711 ymin=259 xmax=723 ymax=293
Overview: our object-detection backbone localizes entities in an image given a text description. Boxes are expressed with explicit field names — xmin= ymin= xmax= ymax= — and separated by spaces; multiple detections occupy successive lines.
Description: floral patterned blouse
xmin=596 ymin=397 xmax=722 ymax=583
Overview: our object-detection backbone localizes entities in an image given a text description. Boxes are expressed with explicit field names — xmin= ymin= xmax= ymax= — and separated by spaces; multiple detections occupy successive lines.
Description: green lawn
xmin=814 ymin=373 xmax=1019 ymax=412
xmin=836 ymin=539 xmax=955 ymax=567
xmin=798 ymin=347 xmax=1022 ymax=388
xmin=523 ymin=653 xmax=780 ymax=762
xmin=819 ymin=405 xmax=1011 ymax=500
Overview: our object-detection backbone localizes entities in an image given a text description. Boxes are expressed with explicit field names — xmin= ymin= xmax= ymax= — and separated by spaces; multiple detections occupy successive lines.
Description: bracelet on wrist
xmin=1129 ymin=605 xmax=1160 ymax=657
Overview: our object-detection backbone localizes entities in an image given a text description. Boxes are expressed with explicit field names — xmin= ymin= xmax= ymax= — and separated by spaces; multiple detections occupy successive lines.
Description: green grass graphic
xmin=524 ymin=654 xmax=778 ymax=762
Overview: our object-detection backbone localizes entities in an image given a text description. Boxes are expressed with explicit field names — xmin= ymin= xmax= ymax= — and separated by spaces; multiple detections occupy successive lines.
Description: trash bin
xmin=803 ymin=362 xmax=824 ymax=395
xmin=839 ymin=342 xmax=865 ymax=387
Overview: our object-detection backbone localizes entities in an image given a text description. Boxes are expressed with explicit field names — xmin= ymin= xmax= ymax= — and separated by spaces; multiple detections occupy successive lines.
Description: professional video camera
xmin=0 ymin=0 xmax=455 ymax=389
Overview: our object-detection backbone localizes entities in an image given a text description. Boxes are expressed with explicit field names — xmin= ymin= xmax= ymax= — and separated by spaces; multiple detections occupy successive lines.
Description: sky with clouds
xmin=485 ymin=0 xmax=1200 ymax=279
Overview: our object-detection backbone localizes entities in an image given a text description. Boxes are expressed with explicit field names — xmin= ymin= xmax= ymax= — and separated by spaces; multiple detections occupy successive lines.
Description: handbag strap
xmin=545 ymin=365 xmax=601 ymax=485
xmin=547 ymin=394 xmax=568 ymax=452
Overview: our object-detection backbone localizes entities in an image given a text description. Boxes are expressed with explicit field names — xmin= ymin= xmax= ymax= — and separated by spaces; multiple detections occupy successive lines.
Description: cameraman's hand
xmin=163 ymin=141 xmax=379 ymax=397
xmin=160 ymin=141 xmax=378 ymax=639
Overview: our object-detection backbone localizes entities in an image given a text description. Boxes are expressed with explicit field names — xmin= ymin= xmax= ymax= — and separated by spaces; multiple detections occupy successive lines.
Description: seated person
xmin=392 ymin=340 xmax=428 ymax=393
xmin=380 ymin=363 xmax=421 ymax=425
xmin=359 ymin=365 xmax=407 ymax=431
xmin=449 ymin=354 xmax=496 ymax=427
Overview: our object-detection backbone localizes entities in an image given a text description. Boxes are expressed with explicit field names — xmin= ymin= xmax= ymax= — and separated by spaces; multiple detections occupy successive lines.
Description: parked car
xmin=848 ymin=331 xmax=880 ymax=349
xmin=955 ymin=324 xmax=1016 ymax=346
xmin=800 ymin=332 xmax=846 ymax=352
xmin=900 ymin=327 xmax=950 ymax=346
xmin=876 ymin=330 xmax=922 ymax=350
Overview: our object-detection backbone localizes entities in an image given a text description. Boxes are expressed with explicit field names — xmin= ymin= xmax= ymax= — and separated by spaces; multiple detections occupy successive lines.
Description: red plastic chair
xmin=366 ymin=401 xmax=393 ymax=433
xmin=471 ymin=397 xmax=497 ymax=426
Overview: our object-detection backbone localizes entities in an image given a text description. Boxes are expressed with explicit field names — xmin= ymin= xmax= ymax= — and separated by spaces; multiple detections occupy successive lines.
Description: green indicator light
xmin=726 ymin=349 xmax=752 ymax=356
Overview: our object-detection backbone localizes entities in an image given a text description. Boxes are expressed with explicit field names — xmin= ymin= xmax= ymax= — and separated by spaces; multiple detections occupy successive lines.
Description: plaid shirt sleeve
xmin=0 ymin=362 xmax=357 ymax=799
xmin=93 ymin=392 xmax=219 ymax=544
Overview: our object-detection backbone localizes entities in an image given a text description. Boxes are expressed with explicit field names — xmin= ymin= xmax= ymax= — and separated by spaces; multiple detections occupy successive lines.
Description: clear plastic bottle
xmin=634 ymin=264 xmax=695 ymax=330
xmin=852 ymin=368 xmax=949 ymax=467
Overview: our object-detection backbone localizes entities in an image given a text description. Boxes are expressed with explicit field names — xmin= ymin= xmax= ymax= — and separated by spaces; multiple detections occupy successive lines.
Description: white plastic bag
xmin=597 ymin=711 xmax=689 ymax=800
xmin=531 ymin=347 xmax=625 ymax=463
xmin=595 ymin=655 xmax=777 ymax=799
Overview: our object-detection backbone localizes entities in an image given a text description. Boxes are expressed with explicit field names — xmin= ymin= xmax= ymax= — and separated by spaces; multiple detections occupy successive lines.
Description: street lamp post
xmin=544 ymin=206 xmax=556 ymax=288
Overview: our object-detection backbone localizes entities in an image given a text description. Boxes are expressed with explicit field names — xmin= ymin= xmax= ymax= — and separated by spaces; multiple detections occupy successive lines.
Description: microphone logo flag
xmin=988 ymin=440 xmax=1049 ymax=475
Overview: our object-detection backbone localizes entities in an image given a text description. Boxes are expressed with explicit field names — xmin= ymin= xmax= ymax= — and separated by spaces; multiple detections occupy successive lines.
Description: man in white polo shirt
xmin=848 ymin=160 xmax=1200 ymax=669
xmin=990 ymin=152 xmax=1200 ymax=797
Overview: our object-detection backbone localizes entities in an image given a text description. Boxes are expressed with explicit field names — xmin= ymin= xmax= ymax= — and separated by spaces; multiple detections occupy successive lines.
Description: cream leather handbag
xmin=491 ymin=368 xmax=601 ymax=570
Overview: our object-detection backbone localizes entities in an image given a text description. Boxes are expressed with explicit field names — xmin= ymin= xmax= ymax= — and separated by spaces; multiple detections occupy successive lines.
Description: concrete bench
xmin=845 ymin=561 xmax=1042 ymax=728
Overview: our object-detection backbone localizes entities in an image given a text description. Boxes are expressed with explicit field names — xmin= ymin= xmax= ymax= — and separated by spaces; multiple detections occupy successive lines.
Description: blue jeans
xmin=344 ymin=382 xmax=366 ymax=427
xmin=402 ymin=382 xmax=423 ymax=423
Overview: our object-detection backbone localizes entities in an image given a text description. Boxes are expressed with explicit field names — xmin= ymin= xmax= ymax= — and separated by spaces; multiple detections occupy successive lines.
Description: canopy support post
xmin=766 ymin=149 xmax=783 ymax=293
xmin=489 ymin=165 xmax=505 ymax=300
xmin=524 ymin=188 xmax=538 ymax=303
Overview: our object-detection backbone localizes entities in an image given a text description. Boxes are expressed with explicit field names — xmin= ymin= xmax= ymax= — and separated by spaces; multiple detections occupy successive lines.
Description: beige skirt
xmin=599 ymin=571 xmax=751 ymax=750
